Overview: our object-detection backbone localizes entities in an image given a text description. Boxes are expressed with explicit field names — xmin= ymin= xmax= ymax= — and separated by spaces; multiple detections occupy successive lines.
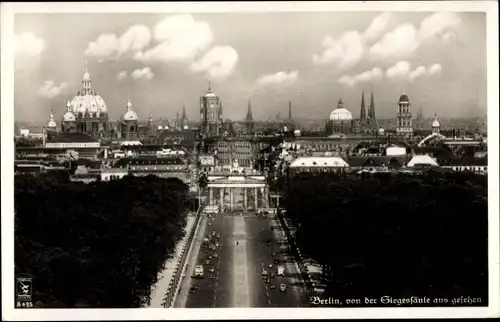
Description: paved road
xmin=175 ymin=212 xmax=309 ymax=308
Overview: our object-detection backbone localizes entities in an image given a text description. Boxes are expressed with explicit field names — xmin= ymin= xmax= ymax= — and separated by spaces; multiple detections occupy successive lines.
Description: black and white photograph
xmin=1 ymin=1 xmax=499 ymax=320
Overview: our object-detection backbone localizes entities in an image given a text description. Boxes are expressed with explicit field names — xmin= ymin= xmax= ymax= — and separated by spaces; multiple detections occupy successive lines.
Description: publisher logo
xmin=16 ymin=274 xmax=33 ymax=308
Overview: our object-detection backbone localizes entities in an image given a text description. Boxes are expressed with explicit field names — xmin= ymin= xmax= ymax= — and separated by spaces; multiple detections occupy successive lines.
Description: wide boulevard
xmin=174 ymin=211 xmax=310 ymax=308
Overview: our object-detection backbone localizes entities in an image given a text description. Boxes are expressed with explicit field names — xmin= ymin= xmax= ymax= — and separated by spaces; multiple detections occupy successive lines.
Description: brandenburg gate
xmin=206 ymin=173 xmax=269 ymax=211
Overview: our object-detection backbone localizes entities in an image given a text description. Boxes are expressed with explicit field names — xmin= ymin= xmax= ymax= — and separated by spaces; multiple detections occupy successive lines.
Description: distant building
xmin=356 ymin=91 xmax=378 ymax=134
xmin=200 ymin=82 xmax=223 ymax=137
xmin=47 ymin=109 xmax=57 ymax=131
xmin=288 ymin=156 xmax=349 ymax=174
xmin=432 ymin=114 xmax=441 ymax=134
xmin=326 ymin=98 xmax=354 ymax=135
xmin=244 ymin=100 xmax=254 ymax=134
xmin=396 ymin=93 xmax=414 ymax=139
xmin=215 ymin=138 xmax=256 ymax=169
xmin=61 ymin=62 xmax=111 ymax=136
xmin=121 ymin=100 xmax=139 ymax=139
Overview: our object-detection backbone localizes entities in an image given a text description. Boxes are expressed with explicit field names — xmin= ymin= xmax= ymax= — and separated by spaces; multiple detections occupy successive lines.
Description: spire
xmin=338 ymin=97 xmax=344 ymax=109
xmin=182 ymin=105 xmax=187 ymax=119
xmin=219 ymin=101 xmax=223 ymax=118
xmin=126 ymin=99 xmax=132 ymax=111
xmin=369 ymin=90 xmax=376 ymax=120
xmin=82 ymin=61 xmax=92 ymax=94
xmin=360 ymin=92 xmax=366 ymax=121
xmin=208 ymin=80 xmax=211 ymax=92
xmin=246 ymin=100 xmax=253 ymax=121
xmin=49 ymin=108 xmax=54 ymax=121
xmin=288 ymin=101 xmax=292 ymax=120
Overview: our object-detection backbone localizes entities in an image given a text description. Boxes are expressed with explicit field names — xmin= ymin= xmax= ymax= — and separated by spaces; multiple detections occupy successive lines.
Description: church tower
xmin=396 ymin=93 xmax=413 ymax=139
xmin=369 ymin=91 xmax=376 ymax=121
xmin=200 ymin=81 xmax=223 ymax=137
xmin=148 ymin=113 xmax=154 ymax=134
xmin=245 ymin=100 xmax=254 ymax=134
xmin=181 ymin=105 xmax=188 ymax=129
xmin=360 ymin=92 xmax=366 ymax=121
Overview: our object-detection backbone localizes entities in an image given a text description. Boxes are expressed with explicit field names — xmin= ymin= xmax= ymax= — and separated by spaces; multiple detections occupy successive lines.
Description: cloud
xmin=363 ymin=12 xmax=392 ymax=42
xmin=387 ymin=62 xmax=443 ymax=80
xmin=38 ymin=80 xmax=67 ymax=99
xmin=136 ymin=14 xmax=214 ymax=63
xmin=84 ymin=25 xmax=151 ymax=59
xmin=131 ymin=67 xmax=154 ymax=80
xmin=312 ymin=13 xmax=391 ymax=68
xmin=190 ymin=46 xmax=239 ymax=80
xmin=386 ymin=61 xmax=411 ymax=78
xmin=338 ymin=67 xmax=383 ymax=86
xmin=117 ymin=71 xmax=128 ymax=81
xmin=118 ymin=25 xmax=151 ymax=54
xmin=441 ymin=31 xmax=456 ymax=42
xmin=312 ymin=31 xmax=364 ymax=68
xmin=84 ymin=15 xmax=238 ymax=78
xmin=428 ymin=63 xmax=442 ymax=74
xmin=370 ymin=12 xmax=462 ymax=58
xmin=370 ymin=24 xmax=420 ymax=57
xmin=15 ymin=32 xmax=46 ymax=57
xmin=409 ymin=66 xmax=427 ymax=80
xmin=256 ymin=70 xmax=298 ymax=87
xmin=84 ymin=33 xmax=119 ymax=58
xmin=419 ymin=12 xmax=462 ymax=41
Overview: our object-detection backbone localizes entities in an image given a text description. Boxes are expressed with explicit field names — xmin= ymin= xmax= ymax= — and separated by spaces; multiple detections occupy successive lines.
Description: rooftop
xmin=289 ymin=156 xmax=349 ymax=168
xmin=47 ymin=132 xmax=99 ymax=143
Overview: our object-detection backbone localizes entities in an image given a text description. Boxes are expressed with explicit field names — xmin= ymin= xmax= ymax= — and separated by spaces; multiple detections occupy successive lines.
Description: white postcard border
xmin=1 ymin=1 xmax=498 ymax=320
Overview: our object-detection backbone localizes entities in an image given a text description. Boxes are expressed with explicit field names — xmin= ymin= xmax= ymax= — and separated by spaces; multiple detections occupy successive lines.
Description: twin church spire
xmin=360 ymin=90 xmax=376 ymax=121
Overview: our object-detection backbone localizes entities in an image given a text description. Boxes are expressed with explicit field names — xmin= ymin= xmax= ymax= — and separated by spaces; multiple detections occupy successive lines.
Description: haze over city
xmin=15 ymin=12 xmax=486 ymax=123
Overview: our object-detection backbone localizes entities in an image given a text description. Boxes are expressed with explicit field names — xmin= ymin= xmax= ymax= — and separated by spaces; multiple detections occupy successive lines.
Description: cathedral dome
xmin=399 ymin=93 xmax=410 ymax=103
xmin=157 ymin=125 xmax=164 ymax=130
xmin=330 ymin=108 xmax=353 ymax=122
xmin=70 ymin=94 xmax=108 ymax=115
xmin=70 ymin=62 xmax=108 ymax=116
xmin=123 ymin=100 xmax=138 ymax=121
xmin=183 ymin=125 xmax=189 ymax=130
xmin=63 ymin=100 xmax=76 ymax=122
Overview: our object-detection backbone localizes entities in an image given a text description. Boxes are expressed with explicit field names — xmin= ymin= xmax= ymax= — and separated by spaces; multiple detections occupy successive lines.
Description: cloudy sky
xmin=14 ymin=11 xmax=486 ymax=123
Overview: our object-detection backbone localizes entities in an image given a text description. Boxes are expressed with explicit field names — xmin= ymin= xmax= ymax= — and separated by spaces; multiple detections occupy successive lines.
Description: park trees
xmin=15 ymin=174 xmax=190 ymax=308
xmin=283 ymin=172 xmax=488 ymax=305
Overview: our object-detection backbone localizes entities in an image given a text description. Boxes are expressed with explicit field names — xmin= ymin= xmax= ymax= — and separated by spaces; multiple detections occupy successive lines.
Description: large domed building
xmin=61 ymin=62 xmax=110 ymax=136
xmin=326 ymin=98 xmax=354 ymax=135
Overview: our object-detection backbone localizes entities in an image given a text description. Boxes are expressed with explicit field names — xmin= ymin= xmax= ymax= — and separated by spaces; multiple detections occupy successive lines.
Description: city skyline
xmin=14 ymin=12 xmax=486 ymax=123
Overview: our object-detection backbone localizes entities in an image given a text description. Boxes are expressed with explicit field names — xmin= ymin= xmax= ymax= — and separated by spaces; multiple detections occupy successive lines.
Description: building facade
xmin=215 ymin=138 xmax=258 ymax=169
xmin=396 ymin=93 xmax=413 ymax=139
xmin=200 ymin=83 xmax=223 ymax=137
xmin=121 ymin=100 xmax=139 ymax=139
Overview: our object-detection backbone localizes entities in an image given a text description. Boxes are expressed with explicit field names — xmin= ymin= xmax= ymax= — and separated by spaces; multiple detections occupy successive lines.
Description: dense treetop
xmin=15 ymin=174 xmax=190 ymax=308
xmin=282 ymin=172 xmax=488 ymax=305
